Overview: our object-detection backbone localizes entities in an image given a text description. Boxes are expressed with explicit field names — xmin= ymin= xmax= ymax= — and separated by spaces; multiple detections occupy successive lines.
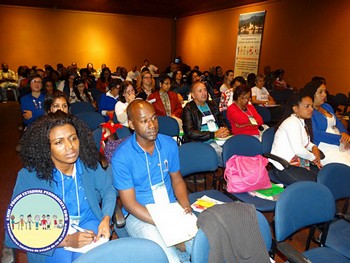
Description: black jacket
xmin=182 ymin=100 xmax=225 ymax=143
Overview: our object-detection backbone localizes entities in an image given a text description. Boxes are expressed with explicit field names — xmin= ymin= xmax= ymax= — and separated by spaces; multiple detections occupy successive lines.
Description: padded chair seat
xmin=325 ymin=219 xmax=350 ymax=259
xmin=303 ymin=247 xmax=350 ymax=263
xmin=233 ymin=193 xmax=276 ymax=211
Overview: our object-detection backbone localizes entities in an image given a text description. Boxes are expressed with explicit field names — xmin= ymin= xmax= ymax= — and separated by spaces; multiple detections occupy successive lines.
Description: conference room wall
xmin=176 ymin=0 xmax=350 ymax=94
xmin=0 ymin=5 xmax=173 ymax=74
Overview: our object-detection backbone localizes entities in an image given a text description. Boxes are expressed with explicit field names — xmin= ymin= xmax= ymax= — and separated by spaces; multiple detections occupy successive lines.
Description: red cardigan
xmin=148 ymin=91 xmax=183 ymax=118
xmin=227 ymin=103 xmax=263 ymax=136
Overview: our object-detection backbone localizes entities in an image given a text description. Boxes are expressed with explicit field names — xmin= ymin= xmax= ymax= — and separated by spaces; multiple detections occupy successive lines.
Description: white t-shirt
xmin=251 ymin=86 xmax=269 ymax=102
xmin=114 ymin=101 xmax=129 ymax=127
xmin=270 ymin=114 xmax=316 ymax=170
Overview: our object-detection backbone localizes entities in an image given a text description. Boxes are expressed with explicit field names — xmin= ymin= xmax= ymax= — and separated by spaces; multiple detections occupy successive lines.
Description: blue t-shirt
xmin=112 ymin=133 xmax=179 ymax=215
xmin=53 ymin=159 xmax=97 ymax=225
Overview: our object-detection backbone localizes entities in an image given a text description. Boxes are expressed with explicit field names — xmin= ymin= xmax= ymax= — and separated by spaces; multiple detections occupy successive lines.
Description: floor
xmin=0 ymin=101 xmax=335 ymax=262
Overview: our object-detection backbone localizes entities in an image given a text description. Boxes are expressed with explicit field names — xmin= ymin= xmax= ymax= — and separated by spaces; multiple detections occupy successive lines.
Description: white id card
xmin=68 ymin=215 xmax=81 ymax=234
xmin=207 ymin=120 xmax=218 ymax=132
xmin=248 ymin=116 xmax=258 ymax=125
xmin=151 ymin=182 xmax=170 ymax=205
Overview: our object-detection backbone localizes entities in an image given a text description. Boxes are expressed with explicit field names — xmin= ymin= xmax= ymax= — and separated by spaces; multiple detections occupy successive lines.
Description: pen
xmin=71 ymin=223 xmax=88 ymax=233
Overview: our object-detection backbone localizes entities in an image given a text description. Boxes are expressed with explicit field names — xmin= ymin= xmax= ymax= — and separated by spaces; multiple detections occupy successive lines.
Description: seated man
xmin=182 ymin=81 xmax=230 ymax=167
xmin=0 ymin=63 xmax=18 ymax=102
xmin=112 ymin=100 xmax=192 ymax=263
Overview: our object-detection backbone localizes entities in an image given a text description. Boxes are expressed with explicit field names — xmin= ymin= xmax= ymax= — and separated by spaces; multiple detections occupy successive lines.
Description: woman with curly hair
xmin=5 ymin=111 xmax=116 ymax=263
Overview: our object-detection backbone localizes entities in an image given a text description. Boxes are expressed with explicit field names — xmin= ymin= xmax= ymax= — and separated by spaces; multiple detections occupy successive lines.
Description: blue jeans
xmin=208 ymin=141 xmax=223 ymax=167
xmin=126 ymin=214 xmax=192 ymax=263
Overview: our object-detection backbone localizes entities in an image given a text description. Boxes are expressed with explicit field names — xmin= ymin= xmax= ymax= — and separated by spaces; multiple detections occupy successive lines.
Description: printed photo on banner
xmin=234 ymin=11 xmax=266 ymax=79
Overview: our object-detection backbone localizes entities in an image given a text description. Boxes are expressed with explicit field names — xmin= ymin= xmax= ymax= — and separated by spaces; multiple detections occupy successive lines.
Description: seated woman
xmin=302 ymin=80 xmax=350 ymax=166
xmin=219 ymin=76 xmax=246 ymax=112
xmin=226 ymin=85 xmax=263 ymax=138
xmin=219 ymin=69 xmax=234 ymax=93
xmin=171 ymin=69 xmax=188 ymax=102
xmin=114 ymin=80 xmax=136 ymax=127
xmin=57 ymin=73 xmax=76 ymax=99
xmin=251 ymin=74 xmax=276 ymax=106
xmin=270 ymin=93 xmax=322 ymax=185
xmin=69 ymin=77 xmax=96 ymax=108
xmin=44 ymin=90 xmax=69 ymax=114
xmin=98 ymin=80 xmax=121 ymax=121
xmin=96 ymin=67 xmax=112 ymax=93
xmin=148 ymin=75 xmax=183 ymax=128
xmin=135 ymin=71 xmax=155 ymax=100
xmin=5 ymin=111 xmax=116 ymax=263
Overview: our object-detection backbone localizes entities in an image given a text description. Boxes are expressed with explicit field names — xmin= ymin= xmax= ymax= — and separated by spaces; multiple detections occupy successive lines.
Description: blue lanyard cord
xmin=137 ymin=141 xmax=165 ymax=188
xmin=59 ymin=164 xmax=80 ymax=217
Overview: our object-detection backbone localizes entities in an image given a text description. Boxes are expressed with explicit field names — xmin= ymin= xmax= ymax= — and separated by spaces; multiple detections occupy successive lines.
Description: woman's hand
xmin=23 ymin=110 xmax=32 ymax=120
xmin=95 ymin=216 xmax=111 ymax=242
xmin=340 ymin=132 xmax=350 ymax=144
xmin=62 ymin=231 xmax=95 ymax=248
xmin=126 ymin=92 xmax=135 ymax=103
xmin=311 ymin=146 xmax=323 ymax=169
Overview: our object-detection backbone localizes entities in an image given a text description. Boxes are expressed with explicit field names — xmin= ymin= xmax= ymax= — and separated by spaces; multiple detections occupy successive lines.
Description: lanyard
xmin=138 ymin=141 xmax=165 ymax=188
xmin=235 ymin=102 xmax=253 ymax=117
xmin=59 ymin=163 xmax=80 ymax=217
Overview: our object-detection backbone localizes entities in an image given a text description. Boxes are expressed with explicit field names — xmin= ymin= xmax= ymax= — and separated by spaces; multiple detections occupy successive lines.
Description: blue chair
xmin=73 ymin=238 xmax=169 ymax=263
xmin=317 ymin=163 xmax=350 ymax=259
xmin=116 ymin=126 xmax=132 ymax=139
xmin=157 ymin=115 xmax=181 ymax=145
xmin=222 ymin=135 xmax=276 ymax=211
xmin=254 ymin=105 xmax=272 ymax=125
xmin=191 ymin=209 xmax=272 ymax=263
xmin=261 ymin=127 xmax=290 ymax=184
xmin=274 ymin=181 xmax=350 ymax=263
xmin=179 ymin=142 xmax=218 ymax=192
xmin=92 ymin=127 xmax=102 ymax=151
xmin=70 ymin=102 xmax=96 ymax=115
xmin=76 ymin=111 xmax=105 ymax=131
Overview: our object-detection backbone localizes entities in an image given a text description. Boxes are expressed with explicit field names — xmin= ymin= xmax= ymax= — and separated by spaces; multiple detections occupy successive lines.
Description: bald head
xmin=127 ymin=99 xmax=153 ymax=121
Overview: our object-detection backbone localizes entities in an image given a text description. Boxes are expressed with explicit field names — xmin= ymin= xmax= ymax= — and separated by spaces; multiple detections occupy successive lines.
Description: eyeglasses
xmin=143 ymin=76 xmax=152 ymax=79
xmin=32 ymin=80 xmax=42 ymax=84
xmin=163 ymin=82 xmax=171 ymax=85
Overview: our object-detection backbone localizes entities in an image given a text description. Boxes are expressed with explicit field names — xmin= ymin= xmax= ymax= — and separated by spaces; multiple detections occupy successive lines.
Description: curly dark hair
xmin=19 ymin=111 xmax=99 ymax=181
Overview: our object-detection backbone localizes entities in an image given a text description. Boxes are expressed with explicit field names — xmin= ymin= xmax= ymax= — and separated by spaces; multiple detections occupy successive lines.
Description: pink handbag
xmin=224 ymin=155 xmax=271 ymax=193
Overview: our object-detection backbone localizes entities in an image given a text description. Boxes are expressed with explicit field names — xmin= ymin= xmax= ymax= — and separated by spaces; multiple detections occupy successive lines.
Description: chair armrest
xmin=113 ymin=197 xmax=126 ymax=228
xmin=264 ymin=153 xmax=291 ymax=169
xmin=277 ymin=242 xmax=311 ymax=263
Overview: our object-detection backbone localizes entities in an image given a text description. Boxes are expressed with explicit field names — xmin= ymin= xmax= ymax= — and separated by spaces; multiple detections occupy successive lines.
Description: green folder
xmin=255 ymin=183 xmax=284 ymax=197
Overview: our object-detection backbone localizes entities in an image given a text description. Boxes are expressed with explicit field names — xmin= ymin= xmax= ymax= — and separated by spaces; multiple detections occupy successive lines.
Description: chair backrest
xmin=157 ymin=115 xmax=180 ymax=137
xmin=116 ymin=126 xmax=132 ymax=139
xmin=191 ymin=210 xmax=271 ymax=263
xmin=261 ymin=127 xmax=275 ymax=154
xmin=76 ymin=111 xmax=105 ymax=131
xmin=222 ymin=135 xmax=263 ymax=167
xmin=92 ymin=127 xmax=102 ymax=151
xmin=70 ymin=102 xmax=96 ymax=115
xmin=317 ymin=163 xmax=350 ymax=201
xmin=179 ymin=142 xmax=218 ymax=177
xmin=275 ymin=181 xmax=336 ymax=242
xmin=335 ymin=93 xmax=348 ymax=105
xmin=254 ymin=105 xmax=272 ymax=124
xmin=73 ymin=238 xmax=169 ymax=263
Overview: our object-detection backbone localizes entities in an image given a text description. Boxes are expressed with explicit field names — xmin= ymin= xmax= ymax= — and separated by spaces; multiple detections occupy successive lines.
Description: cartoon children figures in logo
xmin=34 ymin=215 xmax=40 ymax=230
xmin=27 ymin=214 xmax=33 ymax=230
xmin=10 ymin=214 xmax=64 ymax=231
xmin=19 ymin=215 xmax=25 ymax=230
xmin=10 ymin=215 xmax=16 ymax=230
xmin=53 ymin=215 xmax=58 ymax=228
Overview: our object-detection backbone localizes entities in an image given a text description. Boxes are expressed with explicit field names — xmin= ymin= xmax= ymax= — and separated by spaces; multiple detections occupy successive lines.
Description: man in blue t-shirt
xmin=112 ymin=100 xmax=191 ymax=263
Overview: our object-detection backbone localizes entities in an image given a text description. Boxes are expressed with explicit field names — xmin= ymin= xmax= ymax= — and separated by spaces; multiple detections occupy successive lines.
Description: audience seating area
xmin=2 ymin=61 xmax=350 ymax=263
